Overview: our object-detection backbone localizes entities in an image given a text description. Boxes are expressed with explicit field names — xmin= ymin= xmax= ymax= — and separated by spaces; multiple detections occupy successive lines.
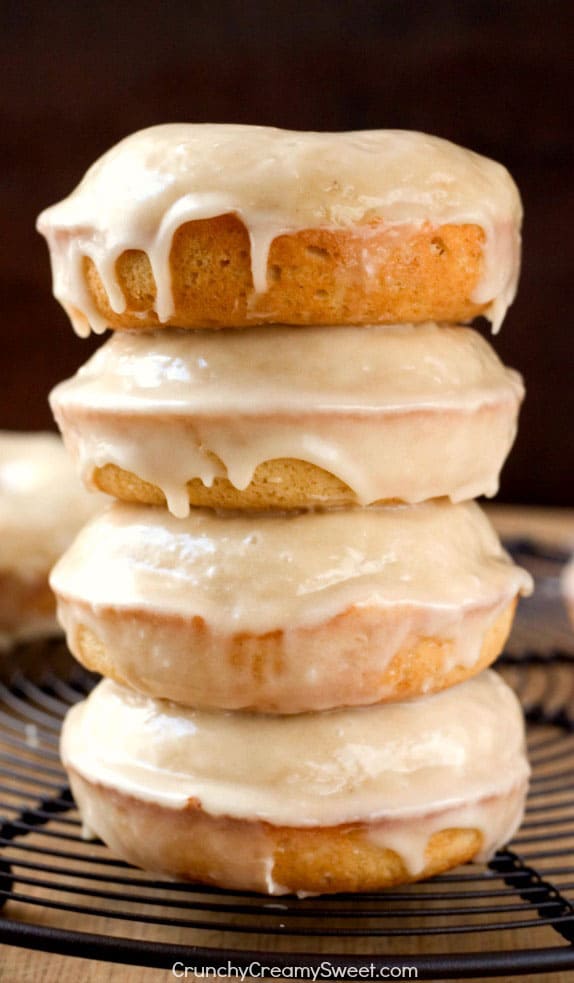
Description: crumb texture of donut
xmin=82 ymin=217 xmax=487 ymax=329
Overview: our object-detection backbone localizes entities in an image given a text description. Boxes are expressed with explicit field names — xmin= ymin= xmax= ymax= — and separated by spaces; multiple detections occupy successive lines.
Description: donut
xmin=0 ymin=432 xmax=100 ymax=649
xmin=50 ymin=500 xmax=532 ymax=712
xmin=36 ymin=125 xmax=522 ymax=336
xmin=62 ymin=671 xmax=529 ymax=894
xmin=49 ymin=323 xmax=524 ymax=517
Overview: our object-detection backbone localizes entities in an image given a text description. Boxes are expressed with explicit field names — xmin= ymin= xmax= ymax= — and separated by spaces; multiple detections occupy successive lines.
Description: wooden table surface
xmin=1 ymin=505 xmax=573 ymax=983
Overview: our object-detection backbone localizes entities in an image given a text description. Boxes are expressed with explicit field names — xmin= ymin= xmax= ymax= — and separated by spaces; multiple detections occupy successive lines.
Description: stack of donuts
xmin=38 ymin=125 xmax=533 ymax=894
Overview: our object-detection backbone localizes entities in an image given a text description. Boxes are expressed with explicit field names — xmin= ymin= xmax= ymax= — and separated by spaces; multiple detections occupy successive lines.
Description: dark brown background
xmin=3 ymin=0 xmax=573 ymax=504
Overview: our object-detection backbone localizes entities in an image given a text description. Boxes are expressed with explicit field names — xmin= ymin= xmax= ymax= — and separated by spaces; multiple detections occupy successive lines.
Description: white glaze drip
xmin=68 ymin=764 xmax=527 ymax=894
xmin=49 ymin=324 xmax=525 ymax=516
xmin=37 ymin=124 xmax=522 ymax=335
xmin=367 ymin=788 xmax=527 ymax=876
xmin=53 ymin=589 xmax=513 ymax=712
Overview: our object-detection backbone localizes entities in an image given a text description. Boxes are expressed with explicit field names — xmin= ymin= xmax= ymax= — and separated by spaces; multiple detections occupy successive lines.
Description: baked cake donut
xmin=49 ymin=323 xmax=524 ymax=516
xmin=62 ymin=671 xmax=529 ymax=894
xmin=50 ymin=500 xmax=532 ymax=712
xmin=0 ymin=432 xmax=99 ymax=648
xmin=36 ymin=125 xmax=522 ymax=336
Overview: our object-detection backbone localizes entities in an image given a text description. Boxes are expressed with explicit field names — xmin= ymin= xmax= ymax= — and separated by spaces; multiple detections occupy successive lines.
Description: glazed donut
xmin=62 ymin=671 xmax=529 ymax=894
xmin=0 ymin=432 xmax=99 ymax=649
xmin=37 ymin=125 xmax=522 ymax=336
xmin=50 ymin=500 xmax=532 ymax=712
xmin=49 ymin=323 xmax=524 ymax=516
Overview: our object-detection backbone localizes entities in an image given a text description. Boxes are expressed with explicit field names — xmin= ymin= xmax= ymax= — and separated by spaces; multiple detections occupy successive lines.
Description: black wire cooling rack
xmin=0 ymin=540 xmax=573 ymax=979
